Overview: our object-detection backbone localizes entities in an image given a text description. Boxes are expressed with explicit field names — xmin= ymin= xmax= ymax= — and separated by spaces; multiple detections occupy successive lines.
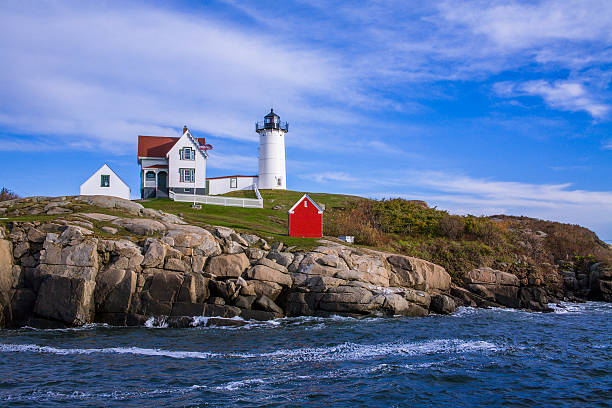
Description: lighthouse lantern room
xmin=256 ymin=109 xmax=288 ymax=190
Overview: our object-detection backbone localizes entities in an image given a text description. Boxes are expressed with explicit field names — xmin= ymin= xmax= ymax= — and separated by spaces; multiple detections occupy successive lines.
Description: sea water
xmin=0 ymin=302 xmax=610 ymax=407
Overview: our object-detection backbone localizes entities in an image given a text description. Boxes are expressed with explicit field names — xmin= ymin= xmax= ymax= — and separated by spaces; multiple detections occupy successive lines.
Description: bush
xmin=438 ymin=214 xmax=464 ymax=239
xmin=0 ymin=187 xmax=18 ymax=202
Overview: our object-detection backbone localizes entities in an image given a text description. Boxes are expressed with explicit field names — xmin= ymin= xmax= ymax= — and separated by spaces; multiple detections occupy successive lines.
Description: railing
xmin=255 ymin=121 xmax=289 ymax=132
xmin=253 ymin=183 xmax=262 ymax=200
xmin=170 ymin=190 xmax=263 ymax=208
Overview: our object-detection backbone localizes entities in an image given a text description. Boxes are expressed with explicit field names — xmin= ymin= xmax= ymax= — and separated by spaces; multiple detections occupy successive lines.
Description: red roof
xmin=206 ymin=175 xmax=258 ymax=180
xmin=138 ymin=135 xmax=206 ymax=158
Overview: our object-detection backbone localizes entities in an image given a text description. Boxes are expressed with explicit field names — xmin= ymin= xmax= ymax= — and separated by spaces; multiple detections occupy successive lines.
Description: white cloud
xmin=439 ymin=0 xmax=612 ymax=49
xmin=300 ymin=172 xmax=359 ymax=183
xmin=206 ymin=152 xmax=257 ymax=172
xmin=494 ymin=80 xmax=609 ymax=118
xmin=0 ymin=2 xmax=355 ymax=151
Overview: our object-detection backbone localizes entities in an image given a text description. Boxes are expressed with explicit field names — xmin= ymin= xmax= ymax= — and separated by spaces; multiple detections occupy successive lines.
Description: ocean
xmin=0 ymin=302 xmax=610 ymax=407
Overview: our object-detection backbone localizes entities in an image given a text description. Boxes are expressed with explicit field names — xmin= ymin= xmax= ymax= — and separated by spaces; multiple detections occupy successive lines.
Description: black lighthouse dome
xmin=256 ymin=109 xmax=289 ymax=132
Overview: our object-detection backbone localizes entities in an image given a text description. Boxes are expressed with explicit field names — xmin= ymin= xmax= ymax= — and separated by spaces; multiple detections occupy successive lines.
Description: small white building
xmin=206 ymin=175 xmax=258 ymax=195
xmin=80 ymin=164 xmax=130 ymax=200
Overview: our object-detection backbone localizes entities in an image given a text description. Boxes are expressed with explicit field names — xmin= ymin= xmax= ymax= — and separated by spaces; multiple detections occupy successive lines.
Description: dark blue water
xmin=0 ymin=302 xmax=610 ymax=407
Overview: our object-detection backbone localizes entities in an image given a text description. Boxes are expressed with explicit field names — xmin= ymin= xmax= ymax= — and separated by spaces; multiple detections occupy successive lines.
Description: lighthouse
xmin=256 ymin=109 xmax=288 ymax=190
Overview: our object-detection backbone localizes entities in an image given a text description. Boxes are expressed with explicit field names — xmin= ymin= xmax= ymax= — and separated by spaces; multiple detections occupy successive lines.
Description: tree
xmin=0 ymin=187 xmax=19 ymax=201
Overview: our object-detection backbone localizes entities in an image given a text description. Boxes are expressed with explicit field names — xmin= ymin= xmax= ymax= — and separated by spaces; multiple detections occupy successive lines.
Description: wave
xmin=0 ymin=338 xmax=503 ymax=363
xmin=1 ymin=385 xmax=208 ymax=403
xmin=0 ymin=344 xmax=217 ymax=359
xmin=234 ymin=338 xmax=505 ymax=362
xmin=548 ymin=301 xmax=612 ymax=315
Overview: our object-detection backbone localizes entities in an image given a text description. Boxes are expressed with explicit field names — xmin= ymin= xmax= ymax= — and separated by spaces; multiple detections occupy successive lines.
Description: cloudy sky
xmin=1 ymin=0 xmax=611 ymax=239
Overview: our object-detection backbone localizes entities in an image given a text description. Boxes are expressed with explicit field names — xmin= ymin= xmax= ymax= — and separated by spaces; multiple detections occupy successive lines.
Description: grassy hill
xmin=141 ymin=189 xmax=612 ymax=283
xmin=140 ymin=190 xmax=364 ymax=250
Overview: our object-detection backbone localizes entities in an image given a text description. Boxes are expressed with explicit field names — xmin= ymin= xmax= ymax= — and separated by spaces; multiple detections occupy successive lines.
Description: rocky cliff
xmin=0 ymin=196 xmax=610 ymax=328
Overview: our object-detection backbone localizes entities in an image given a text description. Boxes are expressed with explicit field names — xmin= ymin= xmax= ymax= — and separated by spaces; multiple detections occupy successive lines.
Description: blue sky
xmin=1 ymin=0 xmax=612 ymax=239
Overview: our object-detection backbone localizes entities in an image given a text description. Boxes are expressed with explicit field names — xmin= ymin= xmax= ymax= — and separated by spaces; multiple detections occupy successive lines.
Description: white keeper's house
xmin=137 ymin=109 xmax=289 ymax=199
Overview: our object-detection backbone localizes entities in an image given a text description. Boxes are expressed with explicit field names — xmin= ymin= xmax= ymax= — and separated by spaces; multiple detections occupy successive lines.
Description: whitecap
xmin=0 ymin=343 xmax=217 ymax=359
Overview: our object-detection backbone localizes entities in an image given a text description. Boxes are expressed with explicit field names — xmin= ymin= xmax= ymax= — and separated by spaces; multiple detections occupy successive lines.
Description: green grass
xmin=141 ymin=189 xmax=363 ymax=250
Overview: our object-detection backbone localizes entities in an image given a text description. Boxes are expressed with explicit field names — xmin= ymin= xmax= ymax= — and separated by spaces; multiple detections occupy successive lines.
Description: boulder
xmin=464 ymin=267 xmax=520 ymax=286
xmin=205 ymin=317 xmax=248 ymax=327
xmin=164 ymin=257 xmax=189 ymax=272
xmin=206 ymin=253 xmax=250 ymax=278
xmin=170 ymin=302 xmax=205 ymax=317
xmin=256 ymin=257 xmax=288 ymax=273
xmin=34 ymin=275 xmax=95 ymax=326
xmin=40 ymin=234 xmax=99 ymax=268
xmin=80 ymin=213 xmax=118 ymax=222
xmin=248 ymin=280 xmax=283 ymax=301
xmin=255 ymin=295 xmax=284 ymax=315
xmin=10 ymin=289 xmax=37 ymax=325
xmin=387 ymin=255 xmax=451 ymax=291
xmin=430 ymin=294 xmax=457 ymax=314
xmin=78 ymin=196 xmax=144 ymax=215
xmin=165 ymin=225 xmax=221 ymax=256
xmin=142 ymin=240 xmax=167 ymax=268
xmin=0 ymin=239 xmax=14 ymax=292
xmin=210 ymin=280 xmax=239 ymax=300
xmin=267 ymin=251 xmax=294 ymax=267
xmin=234 ymin=295 xmax=256 ymax=309
xmin=245 ymin=265 xmax=292 ymax=287
xmin=245 ymin=248 xmax=266 ymax=261
xmin=94 ymin=268 xmax=137 ymax=314
xmin=111 ymin=218 xmax=166 ymax=236
xmin=101 ymin=226 xmax=118 ymax=235
xmin=240 ymin=308 xmax=281 ymax=321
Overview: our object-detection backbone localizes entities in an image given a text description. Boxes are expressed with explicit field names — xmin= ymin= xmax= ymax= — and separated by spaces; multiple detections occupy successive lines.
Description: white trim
xmin=287 ymin=194 xmax=323 ymax=214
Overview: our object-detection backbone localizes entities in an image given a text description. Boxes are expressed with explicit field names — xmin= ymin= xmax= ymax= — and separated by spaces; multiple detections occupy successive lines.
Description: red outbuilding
xmin=288 ymin=194 xmax=324 ymax=238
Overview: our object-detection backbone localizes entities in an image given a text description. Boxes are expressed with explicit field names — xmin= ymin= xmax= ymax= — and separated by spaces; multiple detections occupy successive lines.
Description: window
xmin=180 ymin=168 xmax=195 ymax=183
xmin=230 ymin=177 xmax=237 ymax=188
xmin=145 ymin=171 xmax=155 ymax=180
xmin=101 ymin=175 xmax=110 ymax=187
xmin=304 ymin=200 xmax=307 ymax=207
xmin=180 ymin=147 xmax=194 ymax=160
xmin=184 ymin=188 xmax=191 ymax=193
xmin=277 ymin=177 xmax=282 ymax=186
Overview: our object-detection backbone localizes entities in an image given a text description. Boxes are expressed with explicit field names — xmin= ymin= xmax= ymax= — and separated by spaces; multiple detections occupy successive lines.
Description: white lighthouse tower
xmin=256 ymin=109 xmax=288 ymax=190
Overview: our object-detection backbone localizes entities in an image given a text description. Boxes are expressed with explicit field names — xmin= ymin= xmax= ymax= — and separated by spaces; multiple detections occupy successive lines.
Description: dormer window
xmin=180 ymin=147 xmax=194 ymax=160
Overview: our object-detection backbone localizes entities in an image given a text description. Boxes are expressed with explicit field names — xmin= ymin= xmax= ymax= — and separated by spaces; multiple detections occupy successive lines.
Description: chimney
xmin=183 ymin=125 xmax=188 ymax=134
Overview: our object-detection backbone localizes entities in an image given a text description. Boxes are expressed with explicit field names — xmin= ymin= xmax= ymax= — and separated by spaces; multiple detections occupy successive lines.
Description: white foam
xmin=0 ymin=338 xmax=504 ymax=363
xmin=144 ymin=316 xmax=168 ymax=328
xmin=0 ymin=343 xmax=217 ymax=359
xmin=214 ymin=378 xmax=266 ymax=391
xmin=233 ymin=338 xmax=504 ymax=362
xmin=1 ymin=384 xmax=209 ymax=402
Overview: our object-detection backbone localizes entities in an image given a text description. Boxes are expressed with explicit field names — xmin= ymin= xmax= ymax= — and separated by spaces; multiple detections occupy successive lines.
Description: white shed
xmin=80 ymin=164 xmax=131 ymax=200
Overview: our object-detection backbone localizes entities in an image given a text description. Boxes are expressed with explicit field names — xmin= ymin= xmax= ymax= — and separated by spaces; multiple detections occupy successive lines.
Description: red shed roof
xmin=288 ymin=194 xmax=324 ymax=214
xmin=138 ymin=135 xmax=206 ymax=158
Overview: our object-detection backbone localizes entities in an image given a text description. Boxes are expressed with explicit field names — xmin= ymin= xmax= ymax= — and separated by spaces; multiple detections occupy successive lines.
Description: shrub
xmin=438 ymin=214 xmax=464 ymax=240
xmin=0 ymin=187 xmax=18 ymax=202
